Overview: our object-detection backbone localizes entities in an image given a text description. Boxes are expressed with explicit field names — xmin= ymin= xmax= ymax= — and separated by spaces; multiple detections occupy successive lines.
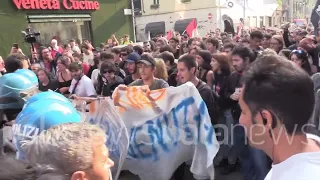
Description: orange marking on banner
xmin=118 ymin=106 xmax=126 ymax=113
xmin=133 ymin=88 xmax=149 ymax=108
xmin=113 ymin=87 xmax=167 ymax=112
xmin=113 ymin=88 xmax=127 ymax=111
xmin=126 ymin=87 xmax=140 ymax=108
xmin=147 ymin=89 xmax=167 ymax=101
xmin=128 ymin=87 xmax=150 ymax=108
xmin=131 ymin=87 xmax=142 ymax=108
xmin=89 ymin=100 xmax=96 ymax=114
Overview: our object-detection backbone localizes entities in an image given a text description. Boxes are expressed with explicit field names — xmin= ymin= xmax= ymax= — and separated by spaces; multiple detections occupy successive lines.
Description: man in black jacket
xmin=221 ymin=45 xmax=270 ymax=179
xmin=219 ymin=45 xmax=253 ymax=175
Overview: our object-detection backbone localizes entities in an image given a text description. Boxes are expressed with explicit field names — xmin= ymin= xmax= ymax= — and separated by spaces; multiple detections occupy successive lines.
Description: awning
xmin=27 ymin=14 xmax=91 ymax=23
xmin=145 ymin=21 xmax=165 ymax=34
xmin=174 ymin=19 xmax=195 ymax=34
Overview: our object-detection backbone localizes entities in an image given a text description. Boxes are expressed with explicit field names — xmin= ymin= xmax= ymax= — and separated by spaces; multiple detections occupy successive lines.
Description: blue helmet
xmin=0 ymin=73 xmax=37 ymax=109
xmin=13 ymin=99 xmax=81 ymax=160
xmin=24 ymin=91 xmax=72 ymax=108
xmin=15 ymin=69 xmax=39 ymax=87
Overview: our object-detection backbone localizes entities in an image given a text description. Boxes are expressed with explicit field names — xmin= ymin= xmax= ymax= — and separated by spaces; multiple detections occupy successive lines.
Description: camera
xmin=21 ymin=27 xmax=40 ymax=44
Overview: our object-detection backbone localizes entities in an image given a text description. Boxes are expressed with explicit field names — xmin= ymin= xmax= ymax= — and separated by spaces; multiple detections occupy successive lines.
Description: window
xmin=273 ymin=17 xmax=276 ymax=26
xmin=268 ymin=17 xmax=272 ymax=27
xmin=253 ymin=16 xmax=257 ymax=27
xmin=30 ymin=21 xmax=91 ymax=45
xmin=151 ymin=0 xmax=159 ymax=9
xmin=260 ymin=16 xmax=264 ymax=28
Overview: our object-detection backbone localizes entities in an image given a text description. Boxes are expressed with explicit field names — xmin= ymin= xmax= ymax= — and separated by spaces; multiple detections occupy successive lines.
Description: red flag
xmin=166 ymin=30 xmax=173 ymax=40
xmin=186 ymin=19 xmax=197 ymax=37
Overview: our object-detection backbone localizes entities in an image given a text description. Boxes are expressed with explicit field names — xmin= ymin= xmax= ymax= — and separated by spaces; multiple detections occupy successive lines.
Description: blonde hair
xmin=259 ymin=48 xmax=277 ymax=57
xmin=22 ymin=123 xmax=106 ymax=176
xmin=154 ymin=58 xmax=168 ymax=81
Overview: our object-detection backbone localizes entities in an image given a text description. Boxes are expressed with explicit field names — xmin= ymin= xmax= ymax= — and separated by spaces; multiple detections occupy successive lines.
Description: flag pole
xmin=147 ymin=31 xmax=151 ymax=41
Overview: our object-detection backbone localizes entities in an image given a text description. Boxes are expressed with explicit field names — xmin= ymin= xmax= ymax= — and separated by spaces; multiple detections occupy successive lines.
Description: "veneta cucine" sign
xmin=13 ymin=0 xmax=100 ymax=10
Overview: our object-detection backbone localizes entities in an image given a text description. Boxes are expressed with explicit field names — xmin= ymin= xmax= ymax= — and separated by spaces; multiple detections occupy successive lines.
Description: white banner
xmin=83 ymin=82 xmax=219 ymax=180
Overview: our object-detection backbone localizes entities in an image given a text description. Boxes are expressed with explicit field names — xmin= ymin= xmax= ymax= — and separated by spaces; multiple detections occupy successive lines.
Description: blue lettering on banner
xmin=90 ymin=116 xmax=123 ymax=157
xmin=147 ymin=119 xmax=169 ymax=152
xmin=176 ymin=97 xmax=195 ymax=141
xmin=133 ymin=126 xmax=154 ymax=159
xmin=127 ymin=96 xmax=215 ymax=161
xmin=128 ymin=129 xmax=139 ymax=159
xmin=206 ymin=126 xmax=215 ymax=145
xmin=88 ymin=96 xmax=216 ymax=162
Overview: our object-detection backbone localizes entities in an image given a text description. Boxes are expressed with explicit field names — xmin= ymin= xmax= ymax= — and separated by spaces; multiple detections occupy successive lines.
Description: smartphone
xmin=13 ymin=43 xmax=19 ymax=49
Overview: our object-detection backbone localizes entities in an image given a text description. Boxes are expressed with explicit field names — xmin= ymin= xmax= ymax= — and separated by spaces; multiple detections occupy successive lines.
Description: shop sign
xmin=13 ymin=0 xmax=100 ymax=10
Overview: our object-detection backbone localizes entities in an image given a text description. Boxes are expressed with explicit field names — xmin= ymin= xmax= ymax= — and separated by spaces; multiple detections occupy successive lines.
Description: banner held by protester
xmin=83 ymin=82 xmax=219 ymax=180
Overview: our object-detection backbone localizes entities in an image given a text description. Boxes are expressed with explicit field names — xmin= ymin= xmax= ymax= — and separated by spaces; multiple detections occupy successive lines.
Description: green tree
xmin=277 ymin=0 xmax=282 ymax=5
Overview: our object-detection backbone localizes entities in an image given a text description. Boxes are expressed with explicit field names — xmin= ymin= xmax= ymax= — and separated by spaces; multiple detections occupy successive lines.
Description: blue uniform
xmin=13 ymin=97 xmax=81 ymax=160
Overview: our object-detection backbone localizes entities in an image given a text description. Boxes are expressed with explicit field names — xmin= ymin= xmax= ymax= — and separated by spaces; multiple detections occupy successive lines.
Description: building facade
xmin=246 ymin=2 xmax=283 ymax=28
xmin=284 ymin=0 xmax=316 ymax=24
xmin=134 ymin=0 xmax=220 ymax=41
xmin=140 ymin=0 xmax=217 ymax=15
xmin=134 ymin=0 xmax=281 ymax=41
xmin=0 ymin=0 xmax=133 ymax=56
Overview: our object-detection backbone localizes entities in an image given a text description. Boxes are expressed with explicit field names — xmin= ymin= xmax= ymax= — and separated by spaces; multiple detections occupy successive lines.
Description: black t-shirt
xmin=39 ymin=79 xmax=59 ymax=92
xmin=87 ymin=65 xmax=98 ymax=79
xmin=173 ymin=49 xmax=180 ymax=59
xmin=1 ymin=109 xmax=22 ymax=128
xmin=196 ymin=80 xmax=218 ymax=124
xmin=124 ymin=75 xmax=134 ymax=85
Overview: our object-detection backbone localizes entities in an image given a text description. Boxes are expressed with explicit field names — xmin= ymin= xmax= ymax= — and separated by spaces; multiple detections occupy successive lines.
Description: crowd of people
xmin=1 ymin=21 xmax=320 ymax=180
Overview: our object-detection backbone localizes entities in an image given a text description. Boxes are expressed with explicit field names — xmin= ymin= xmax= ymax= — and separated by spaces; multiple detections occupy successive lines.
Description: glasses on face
xmin=292 ymin=49 xmax=303 ymax=54
xmin=120 ymin=53 xmax=127 ymax=57
xmin=291 ymin=49 xmax=308 ymax=59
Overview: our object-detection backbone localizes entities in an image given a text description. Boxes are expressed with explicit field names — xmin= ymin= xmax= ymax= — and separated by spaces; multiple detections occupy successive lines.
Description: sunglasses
xmin=292 ymin=49 xmax=303 ymax=54
xmin=120 ymin=53 xmax=128 ymax=57
xmin=102 ymin=70 xmax=114 ymax=74
xmin=291 ymin=49 xmax=308 ymax=58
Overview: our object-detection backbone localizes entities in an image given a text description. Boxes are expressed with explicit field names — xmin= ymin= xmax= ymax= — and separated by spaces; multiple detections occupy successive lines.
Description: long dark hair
xmin=198 ymin=50 xmax=212 ymax=71
xmin=290 ymin=48 xmax=312 ymax=75
xmin=37 ymin=68 xmax=54 ymax=81
xmin=212 ymin=53 xmax=231 ymax=76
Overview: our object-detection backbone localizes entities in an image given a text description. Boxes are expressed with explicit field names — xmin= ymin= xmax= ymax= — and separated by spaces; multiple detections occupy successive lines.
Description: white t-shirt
xmin=72 ymin=45 xmax=81 ymax=54
xmin=69 ymin=75 xmax=97 ymax=97
xmin=91 ymin=69 xmax=99 ymax=86
xmin=264 ymin=134 xmax=320 ymax=180
xmin=82 ymin=51 xmax=94 ymax=65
